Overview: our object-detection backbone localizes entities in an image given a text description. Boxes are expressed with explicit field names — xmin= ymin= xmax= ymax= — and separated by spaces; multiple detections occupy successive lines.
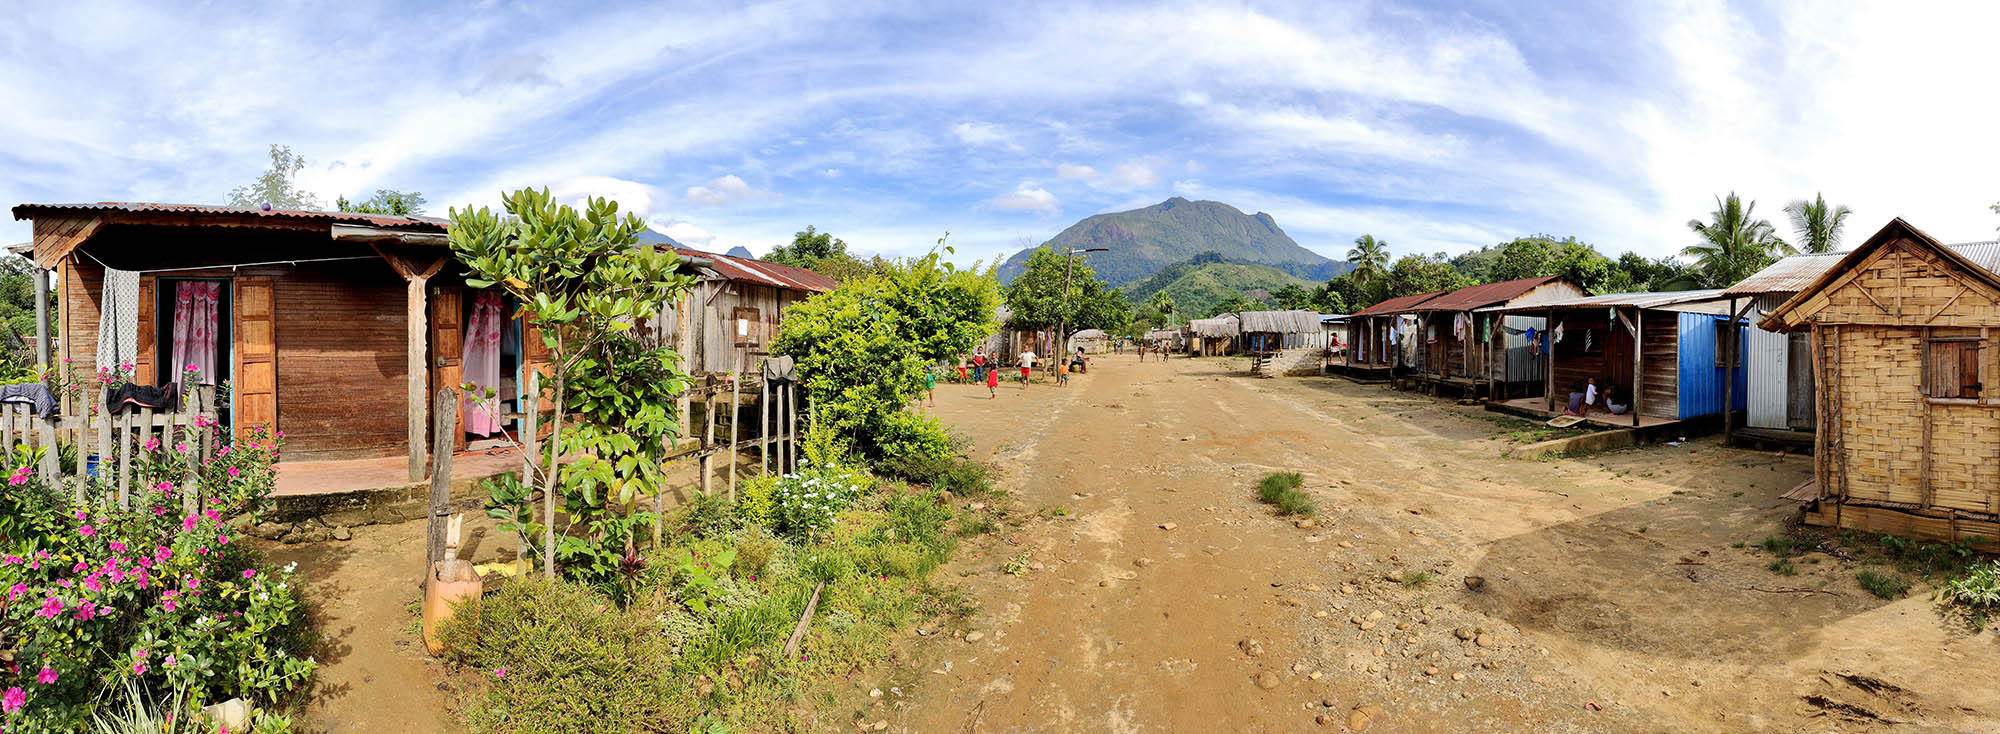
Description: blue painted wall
xmin=1676 ymin=311 xmax=1749 ymax=418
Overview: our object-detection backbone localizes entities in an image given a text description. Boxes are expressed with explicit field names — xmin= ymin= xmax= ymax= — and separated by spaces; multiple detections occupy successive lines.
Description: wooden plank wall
xmin=269 ymin=261 xmax=410 ymax=460
xmin=60 ymin=256 xmax=104 ymax=368
xmin=1640 ymin=313 xmax=1679 ymax=419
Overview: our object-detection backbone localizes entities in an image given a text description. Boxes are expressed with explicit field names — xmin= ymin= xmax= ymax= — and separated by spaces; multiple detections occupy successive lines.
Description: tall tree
xmin=337 ymin=190 xmax=427 ymax=216
xmin=1381 ymin=254 xmax=1471 ymax=300
xmin=1004 ymin=247 xmax=1133 ymax=341
xmin=1684 ymin=193 xmax=1787 ymax=289
xmin=1783 ymin=193 xmax=1851 ymax=254
xmin=1272 ymin=283 xmax=1312 ymax=310
xmin=1149 ymin=290 xmax=1177 ymax=327
xmin=226 ymin=144 xmax=321 ymax=211
xmin=1347 ymin=234 xmax=1390 ymax=286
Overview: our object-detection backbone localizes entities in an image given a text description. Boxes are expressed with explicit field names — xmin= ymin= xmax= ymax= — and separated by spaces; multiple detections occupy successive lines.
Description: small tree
xmin=337 ymin=189 xmax=428 ymax=216
xmin=226 ymin=144 xmax=321 ymax=211
xmin=448 ymin=187 xmax=696 ymax=585
xmin=1004 ymin=246 xmax=1132 ymax=343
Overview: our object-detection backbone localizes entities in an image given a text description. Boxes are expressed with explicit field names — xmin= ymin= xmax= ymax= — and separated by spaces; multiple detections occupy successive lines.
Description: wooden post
xmin=1632 ymin=308 xmax=1643 ymax=428
xmin=1545 ymin=308 xmax=1556 ymax=412
xmin=1722 ymin=298 xmax=1753 ymax=443
xmin=32 ymin=267 xmax=48 ymax=370
xmin=116 ymin=409 xmax=133 ymax=509
xmin=728 ymin=372 xmax=740 ymax=502
xmin=426 ymin=387 xmax=457 ymax=568
xmin=700 ymin=382 xmax=715 ymax=496
xmin=373 ymin=248 xmax=448 ymax=483
xmin=760 ymin=376 xmax=771 ymax=476
xmin=180 ymin=389 xmax=201 ymax=515
xmin=520 ymin=372 xmax=539 ymax=562
xmin=95 ymin=407 xmax=112 ymax=508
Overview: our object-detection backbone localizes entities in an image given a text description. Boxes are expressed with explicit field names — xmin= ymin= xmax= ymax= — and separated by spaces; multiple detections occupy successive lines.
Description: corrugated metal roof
xmin=1351 ymin=290 xmax=1446 ymax=317
xmin=1725 ymin=240 xmax=2000 ymax=296
xmin=1237 ymin=310 xmax=1322 ymax=334
xmin=1481 ymin=289 xmax=1733 ymax=313
xmin=11 ymin=201 xmax=448 ymax=231
xmin=677 ymin=247 xmax=839 ymax=293
xmin=1408 ymin=276 xmax=1565 ymax=312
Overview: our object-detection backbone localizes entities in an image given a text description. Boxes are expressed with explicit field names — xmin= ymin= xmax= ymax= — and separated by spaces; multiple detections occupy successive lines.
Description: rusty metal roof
xmin=1351 ymin=290 xmax=1445 ymax=317
xmin=675 ymin=247 xmax=839 ymax=293
xmin=1408 ymin=275 xmax=1569 ymax=312
xmin=11 ymin=201 xmax=448 ymax=231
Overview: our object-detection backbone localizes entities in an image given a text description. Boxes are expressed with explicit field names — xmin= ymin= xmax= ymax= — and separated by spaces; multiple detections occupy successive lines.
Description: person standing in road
xmin=1018 ymin=349 xmax=1036 ymax=389
xmin=972 ymin=346 xmax=987 ymax=384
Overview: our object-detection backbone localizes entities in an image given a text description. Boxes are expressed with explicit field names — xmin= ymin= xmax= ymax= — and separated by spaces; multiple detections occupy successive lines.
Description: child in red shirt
xmin=985 ymin=362 xmax=1000 ymax=398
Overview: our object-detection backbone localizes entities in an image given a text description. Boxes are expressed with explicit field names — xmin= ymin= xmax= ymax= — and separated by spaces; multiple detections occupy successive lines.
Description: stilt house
xmin=1343 ymin=291 xmax=1445 ymax=377
xmin=1759 ymin=218 xmax=2000 ymax=543
xmin=1405 ymin=276 xmax=1581 ymax=396
xmin=1494 ymin=289 xmax=1744 ymax=427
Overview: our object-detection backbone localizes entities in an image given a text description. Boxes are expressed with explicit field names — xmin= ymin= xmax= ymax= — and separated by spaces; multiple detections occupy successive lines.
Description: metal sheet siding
xmin=1501 ymin=315 xmax=1545 ymax=383
xmin=1746 ymin=294 xmax=1791 ymax=429
xmin=1676 ymin=311 xmax=1748 ymax=419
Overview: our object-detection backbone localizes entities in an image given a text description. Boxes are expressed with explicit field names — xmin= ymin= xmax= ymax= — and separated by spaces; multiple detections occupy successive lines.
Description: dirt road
xmin=843 ymin=356 xmax=2000 ymax=733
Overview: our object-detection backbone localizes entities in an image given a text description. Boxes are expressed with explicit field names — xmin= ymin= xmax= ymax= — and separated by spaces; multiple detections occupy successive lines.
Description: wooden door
xmin=135 ymin=275 xmax=156 ymax=385
xmin=234 ymin=277 xmax=276 ymax=440
xmin=1605 ymin=319 xmax=1635 ymax=407
xmin=430 ymin=286 xmax=465 ymax=452
xmin=1787 ymin=332 xmax=1815 ymax=430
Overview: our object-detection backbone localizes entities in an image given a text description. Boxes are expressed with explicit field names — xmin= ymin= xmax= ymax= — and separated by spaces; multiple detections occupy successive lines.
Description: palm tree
xmin=1149 ymin=291 xmax=1177 ymax=328
xmin=1684 ymin=193 xmax=1787 ymax=289
xmin=1347 ymin=235 xmax=1389 ymax=286
xmin=1784 ymin=193 xmax=1852 ymax=254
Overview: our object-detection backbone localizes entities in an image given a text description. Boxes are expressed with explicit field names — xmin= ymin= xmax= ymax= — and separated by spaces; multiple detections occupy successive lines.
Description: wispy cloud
xmin=984 ymin=186 xmax=1060 ymax=215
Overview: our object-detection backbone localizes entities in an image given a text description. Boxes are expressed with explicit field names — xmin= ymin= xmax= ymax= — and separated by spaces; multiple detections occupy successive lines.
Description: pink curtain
xmin=169 ymin=281 xmax=220 ymax=384
xmin=462 ymin=291 xmax=504 ymax=437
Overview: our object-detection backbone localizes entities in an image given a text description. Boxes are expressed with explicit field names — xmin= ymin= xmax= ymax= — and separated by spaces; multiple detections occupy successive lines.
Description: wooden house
xmin=1758 ymin=218 xmax=2000 ymax=543
xmin=1342 ymin=291 xmax=1444 ymax=377
xmin=1405 ymin=276 xmax=1581 ymax=396
xmin=1189 ymin=314 xmax=1240 ymax=356
xmin=11 ymin=202 xmax=830 ymax=485
xmin=1493 ymin=289 xmax=1744 ymax=427
xmin=663 ymin=247 xmax=838 ymax=375
xmin=1723 ymin=253 xmax=1841 ymax=434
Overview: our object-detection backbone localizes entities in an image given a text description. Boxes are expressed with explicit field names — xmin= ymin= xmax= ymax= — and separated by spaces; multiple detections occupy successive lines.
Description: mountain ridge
xmin=998 ymin=197 xmax=1344 ymax=286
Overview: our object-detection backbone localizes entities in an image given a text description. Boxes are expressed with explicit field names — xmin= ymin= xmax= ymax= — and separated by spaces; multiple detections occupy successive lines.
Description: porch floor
xmin=1492 ymin=396 xmax=1683 ymax=430
xmin=274 ymin=443 xmax=523 ymax=497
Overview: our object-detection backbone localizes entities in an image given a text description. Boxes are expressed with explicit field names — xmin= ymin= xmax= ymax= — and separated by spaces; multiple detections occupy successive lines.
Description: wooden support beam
xmin=728 ymin=372 xmax=740 ymax=502
xmin=32 ymin=267 xmax=48 ymax=370
xmin=760 ymin=377 xmax=771 ymax=477
xmin=426 ymin=387 xmax=457 ymax=568
xmin=376 ymin=246 xmax=450 ymax=484
xmin=700 ymin=380 xmax=716 ymax=495
xmin=1632 ymin=308 xmax=1643 ymax=428
xmin=1545 ymin=308 xmax=1555 ymax=412
xmin=520 ymin=372 xmax=539 ymax=563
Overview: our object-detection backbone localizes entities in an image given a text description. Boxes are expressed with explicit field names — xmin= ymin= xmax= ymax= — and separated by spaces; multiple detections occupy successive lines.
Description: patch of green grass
xmin=1759 ymin=535 xmax=1802 ymax=557
xmin=1254 ymin=471 xmax=1316 ymax=516
xmin=1398 ymin=570 xmax=1435 ymax=588
xmin=1856 ymin=569 xmax=1911 ymax=599
xmin=1938 ymin=561 xmax=2000 ymax=629
xmin=1767 ymin=558 xmax=1798 ymax=576
xmin=1730 ymin=541 xmax=1747 ymax=549
xmin=1840 ymin=531 xmax=1987 ymax=577
xmin=957 ymin=513 xmax=998 ymax=537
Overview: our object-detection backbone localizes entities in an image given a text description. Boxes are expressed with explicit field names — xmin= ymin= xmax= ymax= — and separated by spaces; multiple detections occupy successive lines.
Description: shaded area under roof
xmin=1482 ymin=289 xmax=1735 ymax=315
xmin=1408 ymin=275 xmax=1564 ymax=312
xmin=1351 ymin=290 xmax=1445 ymax=317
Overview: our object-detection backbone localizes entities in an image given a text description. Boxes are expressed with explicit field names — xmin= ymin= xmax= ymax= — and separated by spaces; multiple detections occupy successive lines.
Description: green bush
xmin=737 ymin=475 xmax=779 ymax=529
xmin=1274 ymin=491 xmax=1316 ymax=516
xmin=874 ymin=410 xmax=954 ymax=469
xmin=1253 ymin=471 xmax=1314 ymax=516
xmin=1939 ymin=561 xmax=2000 ymax=618
xmin=1857 ymin=569 xmax=1911 ymax=599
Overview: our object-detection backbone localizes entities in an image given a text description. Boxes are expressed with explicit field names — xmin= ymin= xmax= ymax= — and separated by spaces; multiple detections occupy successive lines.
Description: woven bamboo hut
xmin=1405 ymin=276 xmax=1582 ymax=397
xmin=1342 ymin=291 xmax=1444 ymax=378
xmin=1759 ymin=218 xmax=2000 ymax=543
xmin=1189 ymin=314 xmax=1241 ymax=356
xmin=1237 ymin=310 xmax=1325 ymax=354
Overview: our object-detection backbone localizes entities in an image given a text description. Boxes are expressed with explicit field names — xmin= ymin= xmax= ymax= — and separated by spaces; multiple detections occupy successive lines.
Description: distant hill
xmin=1121 ymin=257 xmax=1309 ymax=319
xmin=725 ymin=246 xmax=755 ymax=259
xmin=633 ymin=227 xmax=685 ymax=248
xmin=999 ymin=197 xmax=1347 ymax=286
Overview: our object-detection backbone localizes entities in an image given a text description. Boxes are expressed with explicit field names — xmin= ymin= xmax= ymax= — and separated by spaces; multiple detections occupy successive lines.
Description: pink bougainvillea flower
xmin=72 ymin=509 xmax=86 ymax=521
xmin=73 ymin=601 xmax=96 ymax=621
xmin=131 ymin=662 xmax=146 ymax=674
xmin=162 ymin=598 xmax=177 ymax=612
xmin=164 ymin=655 xmax=176 ymax=667
xmin=241 ymin=569 xmax=256 ymax=579
xmin=154 ymin=546 xmax=170 ymax=561
xmin=156 ymin=480 xmax=175 ymax=492
xmin=203 ymin=509 xmax=218 ymax=521
xmin=197 ymin=547 xmax=209 ymax=556
xmin=134 ymin=648 xmax=147 ymax=659
xmin=77 ymin=525 xmax=95 ymax=537
xmin=143 ymin=438 xmax=160 ymax=451
xmin=83 ymin=577 xmax=101 ymax=593
xmin=108 ymin=541 xmax=125 ymax=553
xmin=35 ymin=597 xmax=62 ymax=618
xmin=7 ymin=584 xmax=23 ymax=602
xmin=217 ymin=535 xmax=229 ymax=545
xmin=226 ymin=466 xmax=241 ymax=478
xmin=182 ymin=516 xmax=198 ymax=532
xmin=34 ymin=668 xmax=55 ymax=685
xmin=2 ymin=686 xmax=22 ymax=713
xmin=185 ymin=578 xmax=200 ymax=590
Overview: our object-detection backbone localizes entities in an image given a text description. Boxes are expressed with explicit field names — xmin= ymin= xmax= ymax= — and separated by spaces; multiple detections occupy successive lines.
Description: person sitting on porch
xmin=1605 ymin=386 xmax=1629 ymax=415
xmin=1564 ymin=379 xmax=1589 ymax=416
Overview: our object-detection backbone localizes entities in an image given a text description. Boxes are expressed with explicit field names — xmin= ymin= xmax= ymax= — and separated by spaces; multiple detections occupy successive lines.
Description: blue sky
xmin=4 ymin=0 xmax=1998 ymax=268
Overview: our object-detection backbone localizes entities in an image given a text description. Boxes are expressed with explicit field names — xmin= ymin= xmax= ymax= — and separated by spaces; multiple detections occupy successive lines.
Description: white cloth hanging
xmin=97 ymin=267 xmax=139 ymax=373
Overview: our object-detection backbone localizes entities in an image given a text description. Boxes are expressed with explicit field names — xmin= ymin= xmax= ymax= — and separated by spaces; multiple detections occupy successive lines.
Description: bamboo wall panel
xmin=1927 ymin=404 xmax=1997 ymax=513
xmin=1836 ymin=325 xmax=1921 ymax=504
xmin=1803 ymin=239 xmax=2000 ymax=327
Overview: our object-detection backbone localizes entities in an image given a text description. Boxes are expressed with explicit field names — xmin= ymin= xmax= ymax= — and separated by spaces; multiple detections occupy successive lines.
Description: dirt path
xmin=842 ymin=356 xmax=2000 ymax=733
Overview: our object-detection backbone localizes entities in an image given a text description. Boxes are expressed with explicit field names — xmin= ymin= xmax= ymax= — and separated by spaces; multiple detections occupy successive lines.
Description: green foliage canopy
xmin=225 ymin=144 xmax=321 ymax=211
xmin=1003 ymin=247 xmax=1133 ymax=335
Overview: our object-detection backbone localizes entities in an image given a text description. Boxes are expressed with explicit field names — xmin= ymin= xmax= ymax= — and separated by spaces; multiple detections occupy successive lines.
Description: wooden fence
xmin=0 ymin=385 xmax=221 ymax=511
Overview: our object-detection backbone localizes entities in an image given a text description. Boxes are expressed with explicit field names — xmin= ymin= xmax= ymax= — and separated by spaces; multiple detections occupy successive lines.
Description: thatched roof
xmin=1190 ymin=314 xmax=1240 ymax=338
xmin=1235 ymin=310 xmax=1321 ymax=334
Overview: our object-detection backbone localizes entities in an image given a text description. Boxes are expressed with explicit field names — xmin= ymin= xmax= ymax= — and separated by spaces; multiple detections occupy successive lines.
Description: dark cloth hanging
xmin=762 ymin=355 xmax=798 ymax=384
xmin=105 ymin=383 xmax=180 ymax=415
xmin=0 ymin=383 xmax=58 ymax=418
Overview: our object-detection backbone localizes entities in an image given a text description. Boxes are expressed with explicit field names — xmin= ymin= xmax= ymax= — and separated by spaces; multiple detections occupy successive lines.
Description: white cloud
xmin=985 ymin=186 xmax=1059 ymax=215
xmin=1055 ymin=162 xmax=1097 ymax=180
xmin=549 ymin=176 xmax=664 ymax=219
xmin=1106 ymin=160 xmax=1158 ymax=189
xmin=650 ymin=218 xmax=715 ymax=248
xmin=685 ymin=174 xmax=777 ymax=207
xmin=952 ymin=121 xmax=1018 ymax=150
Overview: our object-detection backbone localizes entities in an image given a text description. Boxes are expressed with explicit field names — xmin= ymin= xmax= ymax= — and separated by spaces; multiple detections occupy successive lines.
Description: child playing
xmin=924 ymin=366 xmax=937 ymax=407
xmin=1057 ymin=359 xmax=1070 ymax=387
xmin=985 ymin=361 xmax=1000 ymax=398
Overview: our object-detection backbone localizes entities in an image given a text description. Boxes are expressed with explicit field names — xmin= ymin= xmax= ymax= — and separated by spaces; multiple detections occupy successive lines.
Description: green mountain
xmin=998 ymin=197 xmax=1346 ymax=285
xmin=1122 ymin=257 xmax=1309 ymax=319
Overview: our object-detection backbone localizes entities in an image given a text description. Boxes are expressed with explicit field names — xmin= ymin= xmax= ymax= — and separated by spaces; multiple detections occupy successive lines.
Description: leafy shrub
xmin=1939 ymin=561 xmax=2000 ymax=621
xmin=1767 ymin=558 xmax=1798 ymax=576
xmin=729 ymin=528 xmax=779 ymax=578
xmin=880 ymin=488 xmax=954 ymax=547
xmin=769 ymin=465 xmax=870 ymax=538
xmin=1399 ymin=571 xmax=1436 ymax=588
xmin=0 ymin=433 xmax=312 ymax=732
xmin=1274 ymin=491 xmax=1316 ymax=516
xmin=737 ymin=475 xmax=779 ymax=529
xmin=1857 ymin=569 xmax=1911 ymax=599
xmin=874 ymin=411 xmax=954 ymax=470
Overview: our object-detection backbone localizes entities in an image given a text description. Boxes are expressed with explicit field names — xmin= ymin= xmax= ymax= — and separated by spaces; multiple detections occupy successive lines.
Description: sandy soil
xmin=833 ymin=356 xmax=2000 ymax=733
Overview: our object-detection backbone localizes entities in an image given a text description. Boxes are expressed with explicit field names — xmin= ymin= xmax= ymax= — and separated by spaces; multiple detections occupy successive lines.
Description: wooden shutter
xmin=234 ymin=277 xmax=277 ymax=440
xmin=431 ymin=286 xmax=465 ymax=452
xmin=135 ymin=275 xmax=156 ymax=384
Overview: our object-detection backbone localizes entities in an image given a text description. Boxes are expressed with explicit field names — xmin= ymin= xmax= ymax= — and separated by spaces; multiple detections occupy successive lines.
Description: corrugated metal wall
xmin=1499 ymin=314 xmax=1545 ymax=383
xmin=1746 ymin=294 xmax=1790 ymax=429
xmin=1676 ymin=311 xmax=1749 ymax=419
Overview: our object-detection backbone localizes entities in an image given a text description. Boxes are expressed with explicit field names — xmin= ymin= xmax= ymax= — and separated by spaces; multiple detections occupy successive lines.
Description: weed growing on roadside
xmin=1856 ymin=569 xmax=1911 ymax=599
xmin=1767 ymin=558 xmax=1798 ymax=576
xmin=1399 ymin=571 xmax=1436 ymax=588
xmin=1002 ymin=552 xmax=1031 ymax=577
xmin=1254 ymin=471 xmax=1315 ymax=516
xmin=1936 ymin=561 xmax=2000 ymax=630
